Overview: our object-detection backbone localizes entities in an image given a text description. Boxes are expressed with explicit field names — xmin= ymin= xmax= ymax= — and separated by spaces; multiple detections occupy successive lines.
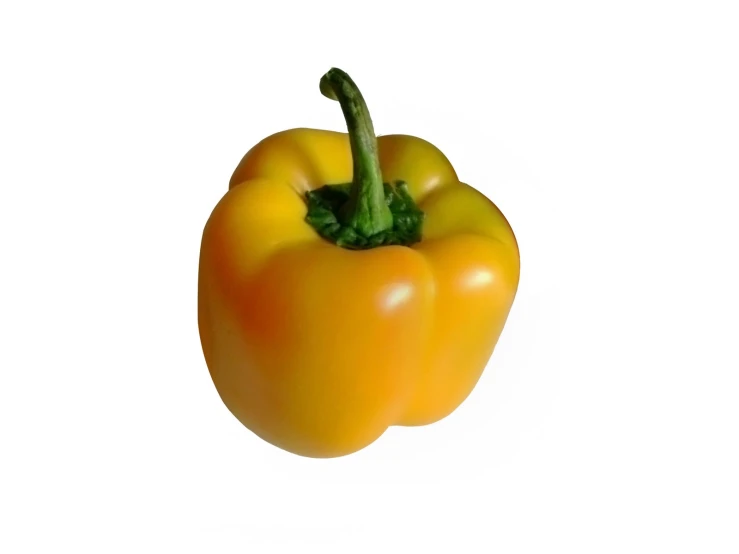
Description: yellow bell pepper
xmin=198 ymin=68 xmax=520 ymax=458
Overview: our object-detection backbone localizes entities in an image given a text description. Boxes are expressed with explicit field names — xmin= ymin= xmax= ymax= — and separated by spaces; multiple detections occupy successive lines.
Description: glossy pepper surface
xmin=198 ymin=68 xmax=520 ymax=457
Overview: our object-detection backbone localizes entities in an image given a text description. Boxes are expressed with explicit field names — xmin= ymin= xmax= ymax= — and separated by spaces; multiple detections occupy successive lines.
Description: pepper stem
xmin=319 ymin=68 xmax=393 ymax=237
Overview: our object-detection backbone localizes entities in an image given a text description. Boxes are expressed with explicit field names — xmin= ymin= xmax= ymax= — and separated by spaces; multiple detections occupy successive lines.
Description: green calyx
xmin=306 ymin=180 xmax=424 ymax=249
xmin=305 ymin=68 xmax=424 ymax=250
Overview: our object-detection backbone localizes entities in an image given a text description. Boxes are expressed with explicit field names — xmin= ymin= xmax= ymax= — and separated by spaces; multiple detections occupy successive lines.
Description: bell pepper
xmin=198 ymin=68 xmax=520 ymax=458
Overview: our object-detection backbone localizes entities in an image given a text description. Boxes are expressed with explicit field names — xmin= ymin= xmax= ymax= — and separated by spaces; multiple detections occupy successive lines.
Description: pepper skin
xmin=198 ymin=69 xmax=520 ymax=458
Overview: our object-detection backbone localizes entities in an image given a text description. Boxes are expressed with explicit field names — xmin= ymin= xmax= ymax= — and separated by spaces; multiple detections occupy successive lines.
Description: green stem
xmin=305 ymin=69 xmax=424 ymax=249
xmin=319 ymin=68 xmax=393 ymax=237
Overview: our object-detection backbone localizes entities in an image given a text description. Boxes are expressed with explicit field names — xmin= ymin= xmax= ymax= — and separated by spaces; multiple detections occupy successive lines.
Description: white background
xmin=1 ymin=1 xmax=737 ymax=552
